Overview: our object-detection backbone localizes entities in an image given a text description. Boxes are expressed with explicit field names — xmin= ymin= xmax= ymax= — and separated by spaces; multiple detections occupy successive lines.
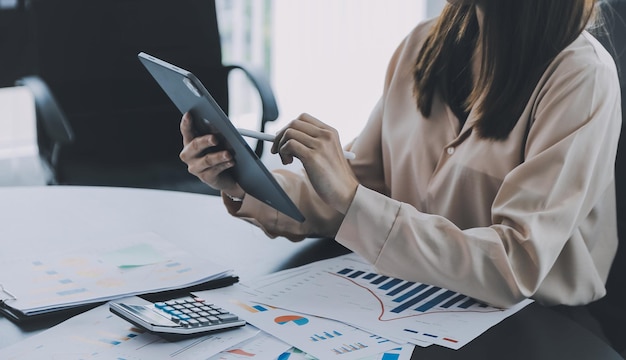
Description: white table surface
xmin=0 ymin=185 xmax=348 ymax=349
xmin=2 ymin=185 xmax=340 ymax=278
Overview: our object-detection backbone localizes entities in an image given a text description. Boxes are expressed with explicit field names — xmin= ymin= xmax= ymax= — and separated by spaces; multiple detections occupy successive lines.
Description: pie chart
xmin=274 ymin=315 xmax=309 ymax=326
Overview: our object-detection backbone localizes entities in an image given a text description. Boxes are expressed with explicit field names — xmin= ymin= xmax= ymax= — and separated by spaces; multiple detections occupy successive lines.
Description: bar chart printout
xmin=247 ymin=254 xmax=533 ymax=350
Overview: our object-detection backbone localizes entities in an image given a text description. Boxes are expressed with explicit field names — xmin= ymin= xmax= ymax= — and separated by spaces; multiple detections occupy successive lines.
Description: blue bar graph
xmin=393 ymin=284 xmax=428 ymax=303
xmin=441 ymin=294 xmax=467 ymax=308
xmin=458 ymin=298 xmax=477 ymax=309
xmin=363 ymin=273 xmax=377 ymax=280
xmin=391 ymin=286 xmax=441 ymax=313
xmin=348 ymin=270 xmax=365 ymax=278
xmin=379 ymin=278 xmax=403 ymax=290
xmin=415 ymin=290 xmax=456 ymax=312
xmin=387 ymin=281 xmax=415 ymax=296
xmin=335 ymin=267 xmax=486 ymax=315
xmin=371 ymin=275 xmax=389 ymax=285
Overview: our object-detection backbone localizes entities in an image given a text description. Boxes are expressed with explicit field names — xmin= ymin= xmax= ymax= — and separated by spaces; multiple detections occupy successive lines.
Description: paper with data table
xmin=0 ymin=232 xmax=233 ymax=315
xmin=242 ymin=254 xmax=533 ymax=350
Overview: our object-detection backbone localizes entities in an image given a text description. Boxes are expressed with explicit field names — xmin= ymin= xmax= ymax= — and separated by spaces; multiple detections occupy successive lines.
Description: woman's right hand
xmin=179 ymin=112 xmax=245 ymax=199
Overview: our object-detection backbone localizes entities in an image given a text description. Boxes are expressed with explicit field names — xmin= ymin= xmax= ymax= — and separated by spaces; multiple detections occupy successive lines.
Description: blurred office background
xmin=0 ymin=0 xmax=446 ymax=184
xmin=217 ymin=0 xmax=446 ymax=146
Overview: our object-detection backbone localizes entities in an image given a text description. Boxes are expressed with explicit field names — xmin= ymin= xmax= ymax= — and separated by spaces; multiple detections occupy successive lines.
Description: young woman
xmin=179 ymin=0 xmax=619 ymax=313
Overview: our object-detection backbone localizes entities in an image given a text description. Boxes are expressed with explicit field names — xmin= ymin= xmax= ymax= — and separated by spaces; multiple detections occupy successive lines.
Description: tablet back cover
xmin=138 ymin=52 xmax=305 ymax=222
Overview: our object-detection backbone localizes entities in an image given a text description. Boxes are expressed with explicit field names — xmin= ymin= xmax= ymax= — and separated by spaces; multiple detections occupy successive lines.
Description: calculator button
xmin=207 ymin=316 xmax=220 ymax=324
xmin=154 ymin=302 xmax=166 ymax=309
xmin=187 ymin=319 xmax=200 ymax=327
xmin=217 ymin=314 xmax=239 ymax=322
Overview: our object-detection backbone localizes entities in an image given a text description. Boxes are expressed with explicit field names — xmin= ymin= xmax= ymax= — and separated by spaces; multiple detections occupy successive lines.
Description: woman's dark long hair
xmin=413 ymin=0 xmax=597 ymax=140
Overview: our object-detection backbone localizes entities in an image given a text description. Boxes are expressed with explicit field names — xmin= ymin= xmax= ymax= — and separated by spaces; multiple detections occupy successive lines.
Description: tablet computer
xmin=138 ymin=52 xmax=305 ymax=222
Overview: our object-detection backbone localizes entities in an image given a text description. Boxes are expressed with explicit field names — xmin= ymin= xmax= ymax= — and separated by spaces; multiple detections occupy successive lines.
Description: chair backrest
xmin=26 ymin=0 xmax=230 ymax=165
xmin=15 ymin=75 xmax=74 ymax=184
xmin=0 ymin=2 xmax=36 ymax=88
xmin=590 ymin=0 xmax=626 ymax=353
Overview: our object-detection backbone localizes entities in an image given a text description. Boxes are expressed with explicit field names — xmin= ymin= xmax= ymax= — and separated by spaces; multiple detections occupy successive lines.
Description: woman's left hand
xmin=271 ymin=113 xmax=359 ymax=214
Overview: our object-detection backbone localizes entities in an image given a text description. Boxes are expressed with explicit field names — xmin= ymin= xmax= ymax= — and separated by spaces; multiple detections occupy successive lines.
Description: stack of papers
xmin=220 ymin=253 xmax=533 ymax=350
xmin=0 ymin=295 xmax=415 ymax=360
xmin=0 ymin=252 xmax=532 ymax=359
xmin=0 ymin=232 xmax=234 ymax=317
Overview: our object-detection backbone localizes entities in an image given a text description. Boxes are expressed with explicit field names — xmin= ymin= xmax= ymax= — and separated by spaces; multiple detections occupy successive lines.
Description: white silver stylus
xmin=238 ymin=128 xmax=356 ymax=160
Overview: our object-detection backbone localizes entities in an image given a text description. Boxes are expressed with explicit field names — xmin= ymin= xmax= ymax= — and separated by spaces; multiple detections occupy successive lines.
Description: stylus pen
xmin=238 ymin=128 xmax=356 ymax=160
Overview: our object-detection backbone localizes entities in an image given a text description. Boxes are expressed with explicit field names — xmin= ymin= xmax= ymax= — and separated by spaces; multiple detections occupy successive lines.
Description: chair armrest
xmin=225 ymin=64 xmax=279 ymax=158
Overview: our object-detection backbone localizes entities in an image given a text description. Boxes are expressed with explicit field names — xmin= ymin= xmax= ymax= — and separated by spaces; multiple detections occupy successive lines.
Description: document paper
xmin=0 ymin=232 xmax=233 ymax=315
xmin=240 ymin=254 xmax=533 ymax=350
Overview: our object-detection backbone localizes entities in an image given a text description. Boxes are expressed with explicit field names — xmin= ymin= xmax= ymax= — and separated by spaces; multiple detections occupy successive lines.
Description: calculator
xmin=109 ymin=296 xmax=246 ymax=337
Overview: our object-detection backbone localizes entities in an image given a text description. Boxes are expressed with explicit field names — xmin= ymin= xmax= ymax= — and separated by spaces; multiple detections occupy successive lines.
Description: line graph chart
xmin=248 ymin=254 xmax=532 ymax=349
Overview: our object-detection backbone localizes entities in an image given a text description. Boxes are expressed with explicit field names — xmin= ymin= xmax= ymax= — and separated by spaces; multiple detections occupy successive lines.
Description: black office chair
xmin=21 ymin=0 xmax=278 ymax=194
xmin=588 ymin=0 xmax=626 ymax=356
xmin=14 ymin=76 xmax=75 ymax=185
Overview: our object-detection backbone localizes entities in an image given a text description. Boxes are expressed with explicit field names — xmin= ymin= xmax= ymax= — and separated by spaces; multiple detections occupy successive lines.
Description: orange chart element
xmin=274 ymin=315 xmax=309 ymax=326
xmin=226 ymin=348 xmax=255 ymax=356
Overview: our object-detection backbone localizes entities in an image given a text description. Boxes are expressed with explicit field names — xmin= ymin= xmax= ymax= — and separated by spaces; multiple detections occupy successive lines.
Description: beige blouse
xmin=226 ymin=19 xmax=621 ymax=308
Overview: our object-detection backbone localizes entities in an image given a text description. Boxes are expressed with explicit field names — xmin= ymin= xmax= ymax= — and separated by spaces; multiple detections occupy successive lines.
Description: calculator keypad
xmin=153 ymin=297 xmax=239 ymax=328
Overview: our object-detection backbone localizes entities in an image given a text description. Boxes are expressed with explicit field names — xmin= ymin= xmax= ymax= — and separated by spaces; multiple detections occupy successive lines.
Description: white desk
xmin=0 ymin=185 xmax=349 ymax=349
